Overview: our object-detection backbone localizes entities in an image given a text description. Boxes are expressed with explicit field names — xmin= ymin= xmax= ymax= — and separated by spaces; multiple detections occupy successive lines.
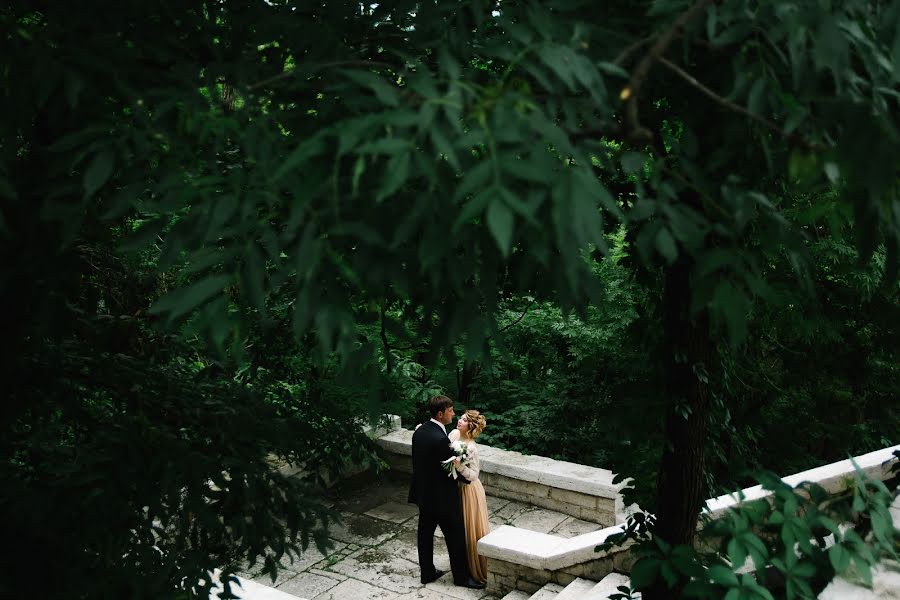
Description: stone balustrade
xmin=477 ymin=523 xmax=636 ymax=594
xmin=374 ymin=425 xmax=626 ymax=526
xmin=476 ymin=443 xmax=899 ymax=597
xmin=705 ymin=444 xmax=900 ymax=518
xmin=373 ymin=417 xmax=632 ymax=596
xmin=373 ymin=418 xmax=898 ymax=598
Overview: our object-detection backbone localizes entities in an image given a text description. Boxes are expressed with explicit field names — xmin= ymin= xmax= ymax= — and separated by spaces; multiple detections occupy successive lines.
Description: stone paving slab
xmin=250 ymin=472 xmax=598 ymax=600
xmin=507 ymin=507 xmax=569 ymax=534
xmin=486 ymin=496 xmax=512 ymax=515
xmin=313 ymin=578 xmax=398 ymax=599
xmin=326 ymin=546 xmax=422 ymax=594
xmin=365 ymin=500 xmax=420 ymax=524
xmin=550 ymin=516 xmax=601 ymax=538
xmin=424 ymin=578 xmax=497 ymax=600
xmin=329 ymin=513 xmax=403 ymax=546
xmin=241 ymin=541 xmax=350 ymax=579
xmin=273 ymin=572 xmax=343 ymax=597
xmin=374 ymin=529 xmax=421 ymax=565
xmin=490 ymin=500 xmax=532 ymax=524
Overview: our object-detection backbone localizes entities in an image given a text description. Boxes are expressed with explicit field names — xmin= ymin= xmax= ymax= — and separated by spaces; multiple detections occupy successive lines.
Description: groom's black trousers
xmin=416 ymin=504 xmax=469 ymax=583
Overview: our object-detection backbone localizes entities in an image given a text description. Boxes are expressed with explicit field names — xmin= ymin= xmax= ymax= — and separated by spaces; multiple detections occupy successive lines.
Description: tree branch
xmin=655 ymin=56 xmax=782 ymax=135
xmin=614 ymin=35 xmax=655 ymax=67
xmin=498 ymin=299 xmax=536 ymax=333
xmin=247 ymin=60 xmax=395 ymax=91
xmin=622 ymin=0 xmax=717 ymax=144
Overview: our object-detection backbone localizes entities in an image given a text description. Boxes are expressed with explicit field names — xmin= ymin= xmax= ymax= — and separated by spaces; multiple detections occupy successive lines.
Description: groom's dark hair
xmin=428 ymin=395 xmax=453 ymax=417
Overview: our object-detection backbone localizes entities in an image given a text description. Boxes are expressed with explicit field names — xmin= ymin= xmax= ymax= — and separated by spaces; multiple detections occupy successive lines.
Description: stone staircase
xmin=500 ymin=572 xmax=634 ymax=600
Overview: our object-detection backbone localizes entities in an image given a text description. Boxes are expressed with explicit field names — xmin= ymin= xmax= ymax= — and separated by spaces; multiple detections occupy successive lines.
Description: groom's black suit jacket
xmin=408 ymin=421 xmax=461 ymax=513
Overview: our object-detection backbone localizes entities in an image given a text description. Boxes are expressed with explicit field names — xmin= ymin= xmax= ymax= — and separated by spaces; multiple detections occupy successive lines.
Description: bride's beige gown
xmin=449 ymin=429 xmax=489 ymax=582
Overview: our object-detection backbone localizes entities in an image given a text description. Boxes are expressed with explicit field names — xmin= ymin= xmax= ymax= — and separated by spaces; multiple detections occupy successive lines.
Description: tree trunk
xmin=456 ymin=360 xmax=481 ymax=407
xmin=645 ymin=257 xmax=713 ymax=600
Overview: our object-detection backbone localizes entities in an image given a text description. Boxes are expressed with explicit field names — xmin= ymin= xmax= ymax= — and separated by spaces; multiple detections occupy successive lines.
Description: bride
xmin=449 ymin=409 xmax=489 ymax=583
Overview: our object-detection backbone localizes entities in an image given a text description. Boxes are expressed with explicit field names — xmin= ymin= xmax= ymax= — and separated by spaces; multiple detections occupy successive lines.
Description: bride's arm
xmin=457 ymin=446 xmax=479 ymax=481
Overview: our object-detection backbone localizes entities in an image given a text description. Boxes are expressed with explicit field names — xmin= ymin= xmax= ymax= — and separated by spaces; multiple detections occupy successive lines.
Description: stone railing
xmin=477 ymin=523 xmax=636 ymax=594
xmin=477 ymin=444 xmax=899 ymax=597
xmin=373 ymin=417 xmax=632 ymax=595
xmin=375 ymin=425 xmax=625 ymax=526
xmin=373 ymin=419 xmax=898 ymax=598
xmin=705 ymin=444 xmax=899 ymax=518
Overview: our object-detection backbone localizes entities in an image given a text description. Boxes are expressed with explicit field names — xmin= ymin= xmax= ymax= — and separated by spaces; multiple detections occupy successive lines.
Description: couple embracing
xmin=408 ymin=395 xmax=489 ymax=589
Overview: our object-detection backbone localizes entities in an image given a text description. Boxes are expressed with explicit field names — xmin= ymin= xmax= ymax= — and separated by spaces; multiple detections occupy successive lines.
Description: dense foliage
xmin=2 ymin=0 xmax=898 ymax=598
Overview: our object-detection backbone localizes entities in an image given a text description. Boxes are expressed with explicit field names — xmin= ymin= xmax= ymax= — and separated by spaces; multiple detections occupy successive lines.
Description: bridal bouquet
xmin=441 ymin=440 xmax=470 ymax=480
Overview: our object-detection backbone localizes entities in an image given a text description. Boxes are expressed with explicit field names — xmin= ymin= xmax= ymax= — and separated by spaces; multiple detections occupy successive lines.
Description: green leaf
xmin=621 ymin=151 xmax=647 ymax=174
xmin=438 ymin=46 xmax=461 ymax=80
xmin=0 ymin=174 xmax=17 ymax=201
xmin=340 ymin=69 xmax=400 ymax=107
xmin=712 ymin=280 xmax=749 ymax=345
xmin=792 ymin=561 xmax=815 ymax=578
xmin=747 ymin=77 xmax=766 ymax=116
xmin=120 ymin=217 xmax=167 ymax=252
xmin=377 ymin=152 xmax=411 ymax=202
xmin=708 ymin=565 xmax=739 ymax=587
xmin=83 ymin=150 xmax=115 ymax=199
xmin=430 ymin=126 xmax=460 ymax=170
xmin=728 ymin=538 xmax=748 ymax=570
xmin=630 ymin=558 xmax=661 ymax=589
xmin=241 ymin=243 xmax=267 ymax=312
xmin=539 ymin=46 xmax=577 ymax=89
xmin=655 ymin=228 xmax=678 ymax=263
xmin=487 ymin=199 xmax=514 ymax=256
xmin=352 ymin=155 xmax=366 ymax=197
xmin=355 ymin=138 xmax=410 ymax=155
xmin=273 ymin=135 xmax=325 ymax=181
xmin=149 ymin=275 xmax=231 ymax=321
xmin=596 ymin=61 xmax=629 ymax=79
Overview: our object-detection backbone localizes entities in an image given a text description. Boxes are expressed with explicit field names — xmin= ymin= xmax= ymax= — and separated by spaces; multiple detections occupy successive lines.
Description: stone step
xmin=586 ymin=572 xmax=633 ymax=599
xmin=554 ymin=577 xmax=599 ymax=599
xmin=500 ymin=591 xmax=532 ymax=600
xmin=210 ymin=573 xmax=307 ymax=600
xmin=527 ymin=582 xmax=565 ymax=600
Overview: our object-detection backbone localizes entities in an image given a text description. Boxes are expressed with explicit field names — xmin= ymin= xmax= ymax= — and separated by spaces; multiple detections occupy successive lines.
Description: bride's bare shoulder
xmin=449 ymin=429 xmax=460 ymax=442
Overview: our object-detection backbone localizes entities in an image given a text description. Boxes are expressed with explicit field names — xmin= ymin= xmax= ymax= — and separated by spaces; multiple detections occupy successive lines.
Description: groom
xmin=408 ymin=395 xmax=484 ymax=589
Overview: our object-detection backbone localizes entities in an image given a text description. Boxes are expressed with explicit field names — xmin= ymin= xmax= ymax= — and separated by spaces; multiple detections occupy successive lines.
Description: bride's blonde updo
xmin=463 ymin=410 xmax=486 ymax=439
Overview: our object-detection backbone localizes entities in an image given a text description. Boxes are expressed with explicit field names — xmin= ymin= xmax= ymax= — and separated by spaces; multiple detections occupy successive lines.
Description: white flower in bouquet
xmin=441 ymin=440 xmax=470 ymax=479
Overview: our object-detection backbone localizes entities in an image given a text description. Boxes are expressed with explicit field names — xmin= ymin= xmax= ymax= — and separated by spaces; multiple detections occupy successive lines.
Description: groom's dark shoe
xmin=421 ymin=569 xmax=445 ymax=584
xmin=455 ymin=577 xmax=485 ymax=589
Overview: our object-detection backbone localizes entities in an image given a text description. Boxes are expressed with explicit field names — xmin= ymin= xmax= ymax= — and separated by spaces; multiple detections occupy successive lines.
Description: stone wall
xmin=486 ymin=552 xmax=637 ymax=596
xmin=375 ymin=427 xmax=624 ymax=526
xmin=478 ymin=524 xmax=637 ymax=596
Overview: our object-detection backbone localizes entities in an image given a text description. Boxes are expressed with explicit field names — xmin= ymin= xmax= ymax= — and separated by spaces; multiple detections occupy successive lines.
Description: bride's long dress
xmin=449 ymin=429 xmax=489 ymax=583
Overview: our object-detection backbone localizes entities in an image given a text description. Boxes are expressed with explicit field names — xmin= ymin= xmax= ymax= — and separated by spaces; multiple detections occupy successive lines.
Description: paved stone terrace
xmin=237 ymin=472 xmax=601 ymax=600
